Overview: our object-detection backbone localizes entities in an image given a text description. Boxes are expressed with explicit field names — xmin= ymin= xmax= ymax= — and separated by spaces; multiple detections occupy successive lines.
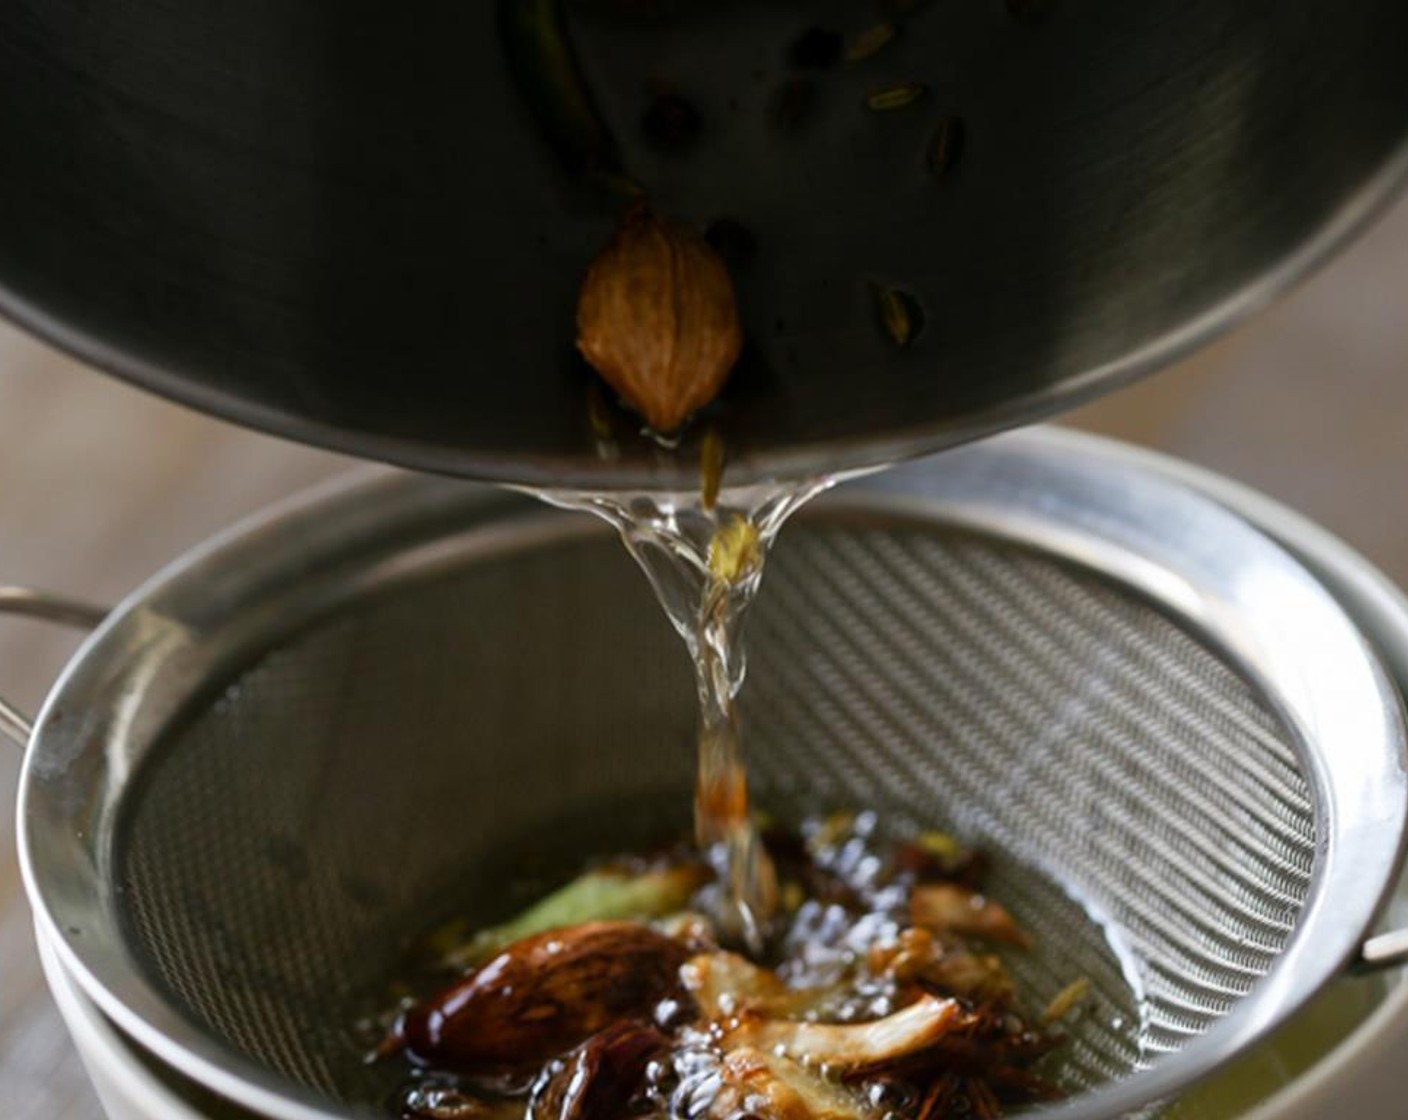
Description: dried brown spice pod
xmin=724 ymin=994 xmax=969 ymax=1071
xmin=577 ymin=206 xmax=743 ymax=434
xmin=910 ymin=883 xmax=1032 ymax=948
xmin=891 ymin=832 xmax=990 ymax=887
xmin=708 ymin=1048 xmax=874 ymax=1120
xmin=528 ymin=1022 xmax=668 ymax=1120
xmin=389 ymin=921 xmax=688 ymax=1071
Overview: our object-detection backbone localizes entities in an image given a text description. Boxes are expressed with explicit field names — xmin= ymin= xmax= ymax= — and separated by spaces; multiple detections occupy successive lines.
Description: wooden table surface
xmin=3 ymin=192 xmax=1408 ymax=1116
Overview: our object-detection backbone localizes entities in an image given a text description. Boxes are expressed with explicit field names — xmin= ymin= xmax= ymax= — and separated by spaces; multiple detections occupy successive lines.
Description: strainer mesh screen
xmin=118 ymin=517 xmax=1314 ymax=1113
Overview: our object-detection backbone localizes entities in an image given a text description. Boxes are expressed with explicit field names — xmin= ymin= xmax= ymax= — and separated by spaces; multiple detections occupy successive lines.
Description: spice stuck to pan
xmin=576 ymin=204 xmax=743 ymax=434
xmin=847 ymin=23 xmax=898 ymax=63
xmin=700 ymin=428 xmax=726 ymax=511
xmin=877 ymin=287 xmax=925 ymax=349
xmin=866 ymin=82 xmax=928 ymax=111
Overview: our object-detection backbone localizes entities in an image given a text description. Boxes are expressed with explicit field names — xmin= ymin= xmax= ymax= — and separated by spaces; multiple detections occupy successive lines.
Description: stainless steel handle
xmin=1356 ymin=928 xmax=1408 ymax=973
xmin=0 ymin=587 xmax=108 ymax=751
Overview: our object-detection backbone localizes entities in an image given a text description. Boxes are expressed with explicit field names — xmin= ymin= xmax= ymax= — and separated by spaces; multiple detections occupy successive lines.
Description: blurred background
xmin=2 ymin=190 xmax=1406 ymax=1117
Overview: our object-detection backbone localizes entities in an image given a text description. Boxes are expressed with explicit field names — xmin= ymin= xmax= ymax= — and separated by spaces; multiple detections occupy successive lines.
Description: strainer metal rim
xmin=860 ymin=433 xmax=1408 ymax=1118
xmin=22 ymin=427 xmax=1408 ymax=1120
xmin=17 ymin=430 xmax=1408 ymax=1120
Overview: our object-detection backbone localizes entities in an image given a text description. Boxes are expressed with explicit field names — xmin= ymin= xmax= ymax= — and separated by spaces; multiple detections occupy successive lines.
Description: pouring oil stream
xmin=549 ymin=193 xmax=860 ymax=948
xmin=535 ymin=475 xmax=842 ymax=951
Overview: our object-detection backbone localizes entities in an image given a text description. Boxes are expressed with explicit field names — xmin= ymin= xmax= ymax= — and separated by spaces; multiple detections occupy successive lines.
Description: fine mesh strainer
xmin=10 ymin=429 xmax=1408 ymax=1120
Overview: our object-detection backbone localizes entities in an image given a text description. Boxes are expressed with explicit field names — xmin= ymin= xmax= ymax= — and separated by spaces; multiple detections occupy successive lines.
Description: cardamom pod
xmin=576 ymin=205 xmax=743 ymax=433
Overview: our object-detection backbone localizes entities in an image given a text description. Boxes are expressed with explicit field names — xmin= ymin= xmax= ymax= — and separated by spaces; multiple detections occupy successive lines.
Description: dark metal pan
xmin=1 ymin=2 xmax=1406 ymax=486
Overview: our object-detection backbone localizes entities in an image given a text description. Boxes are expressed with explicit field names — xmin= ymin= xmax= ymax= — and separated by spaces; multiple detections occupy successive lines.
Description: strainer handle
xmin=0 ymin=587 xmax=108 ymax=751
xmin=1357 ymin=929 xmax=1408 ymax=973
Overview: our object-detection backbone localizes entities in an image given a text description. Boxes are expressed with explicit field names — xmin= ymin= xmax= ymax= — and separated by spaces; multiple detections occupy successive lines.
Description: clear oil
xmin=535 ymin=476 xmax=842 ymax=952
